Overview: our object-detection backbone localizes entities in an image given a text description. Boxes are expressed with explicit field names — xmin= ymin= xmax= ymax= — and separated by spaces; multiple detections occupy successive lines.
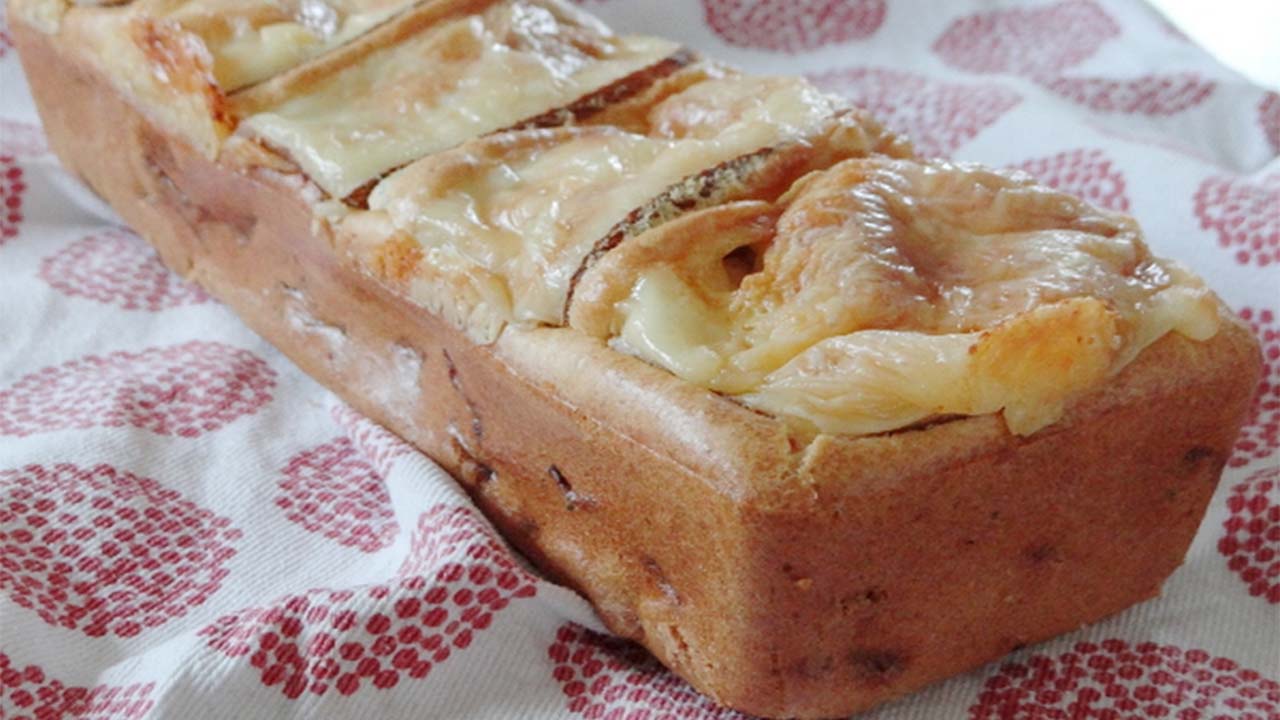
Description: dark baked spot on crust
xmin=642 ymin=556 xmax=681 ymax=605
xmin=862 ymin=587 xmax=887 ymax=604
xmin=1026 ymin=543 xmax=1062 ymax=564
xmin=1181 ymin=445 xmax=1224 ymax=480
xmin=839 ymin=588 xmax=887 ymax=616
xmin=443 ymin=349 xmax=484 ymax=441
xmin=1182 ymin=445 xmax=1216 ymax=465
xmin=444 ymin=349 xmax=463 ymax=391
xmin=795 ymin=654 xmax=838 ymax=679
xmin=467 ymin=461 xmax=495 ymax=485
xmin=549 ymin=464 xmax=594 ymax=511
xmin=848 ymin=649 xmax=906 ymax=685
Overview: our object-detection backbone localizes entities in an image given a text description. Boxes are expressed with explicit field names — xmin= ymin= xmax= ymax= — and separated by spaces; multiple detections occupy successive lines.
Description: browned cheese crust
xmin=14 ymin=18 xmax=1261 ymax=720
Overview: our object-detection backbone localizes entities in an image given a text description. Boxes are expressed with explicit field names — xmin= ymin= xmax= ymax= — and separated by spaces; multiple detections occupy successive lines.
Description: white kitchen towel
xmin=0 ymin=1 xmax=1277 ymax=718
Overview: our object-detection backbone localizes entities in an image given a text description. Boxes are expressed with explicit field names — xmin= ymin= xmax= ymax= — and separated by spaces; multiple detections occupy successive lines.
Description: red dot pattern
xmin=1042 ymin=73 xmax=1217 ymax=116
xmin=0 ymin=119 xmax=47 ymax=157
xmin=1193 ymin=175 xmax=1280 ymax=268
xmin=0 ymin=340 xmax=277 ymax=438
xmin=548 ymin=623 xmax=745 ymax=720
xmin=809 ymin=67 xmax=1021 ymax=159
xmin=200 ymin=504 xmax=537 ymax=700
xmin=702 ymin=0 xmax=885 ymax=54
xmin=1219 ymin=467 xmax=1280 ymax=605
xmin=1016 ymin=148 xmax=1131 ymax=212
xmin=932 ymin=0 xmax=1120 ymax=77
xmin=1 ymin=154 xmax=25 ymax=244
xmin=0 ymin=463 xmax=241 ymax=638
xmin=1232 ymin=307 xmax=1280 ymax=468
xmin=969 ymin=639 xmax=1280 ymax=720
xmin=40 ymin=228 xmax=212 ymax=311
xmin=330 ymin=403 xmax=414 ymax=480
xmin=0 ymin=653 xmax=154 ymax=720
xmin=1261 ymin=92 xmax=1280 ymax=157
xmin=275 ymin=437 xmax=399 ymax=554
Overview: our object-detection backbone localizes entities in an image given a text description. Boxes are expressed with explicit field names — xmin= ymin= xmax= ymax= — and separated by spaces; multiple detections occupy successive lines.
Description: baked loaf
xmin=10 ymin=0 xmax=1261 ymax=717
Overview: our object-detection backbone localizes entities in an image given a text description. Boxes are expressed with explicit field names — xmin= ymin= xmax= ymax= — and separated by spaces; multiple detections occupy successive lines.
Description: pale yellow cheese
xmin=603 ymin=158 xmax=1222 ymax=436
xmin=341 ymin=75 xmax=865 ymax=340
xmin=160 ymin=0 xmax=418 ymax=90
xmin=240 ymin=1 xmax=679 ymax=198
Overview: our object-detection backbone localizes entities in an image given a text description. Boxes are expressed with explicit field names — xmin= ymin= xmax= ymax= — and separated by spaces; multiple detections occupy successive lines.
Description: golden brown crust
xmin=14 ymin=18 xmax=1262 ymax=720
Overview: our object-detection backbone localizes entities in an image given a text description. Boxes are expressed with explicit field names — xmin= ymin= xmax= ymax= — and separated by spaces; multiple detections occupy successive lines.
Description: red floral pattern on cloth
xmin=701 ymin=0 xmax=885 ymax=53
xmin=548 ymin=623 xmax=745 ymax=719
xmin=0 ymin=119 xmax=47 ymax=157
xmin=275 ymin=437 xmax=399 ymax=553
xmin=1015 ymin=148 xmax=1131 ymax=212
xmin=969 ymin=639 xmax=1280 ymax=719
xmin=1231 ymin=307 xmax=1280 ymax=469
xmin=199 ymin=505 xmax=536 ymax=700
xmin=1042 ymin=73 xmax=1217 ymax=116
xmin=330 ymin=403 xmax=414 ymax=480
xmin=0 ymin=341 xmax=277 ymax=438
xmin=932 ymin=0 xmax=1120 ymax=77
xmin=1219 ymin=467 xmax=1280 ymax=605
xmin=934 ymin=2 xmax=1213 ymax=118
xmin=1261 ymin=92 xmax=1280 ymax=157
xmin=0 ymin=463 xmax=241 ymax=638
xmin=1193 ymin=174 xmax=1280 ymax=268
xmin=0 ymin=154 xmax=24 ymax=245
xmin=0 ymin=653 xmax=154 ymax=720
xmin=809 ymin=67 xmax=1021 ymax=158
xmin=40 ymin=228 xmax=212 ymax=311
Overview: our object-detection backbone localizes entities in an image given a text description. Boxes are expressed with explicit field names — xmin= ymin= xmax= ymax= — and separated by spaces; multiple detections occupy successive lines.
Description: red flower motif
xmin=548 ymin=623 xmax=744 ymax=719
xmin=200 ymin=505 xmax=536 ymax=700
xmin=40 ymin=228 xmax=212 ymax=311
xmin=809 ymin=67 xmax=1020 ymax=158
xmin=1220 ymin=467 xmax=1280 ymax=605
xmin=702 ymin=0 xmax=885 ymax=54
xmin=330 ymin=403 xmax=414 ymax=480
xmin=0 ymin=463 xmax=241 ymax=638
xmin=1193 ymin=174 xmax=1280 ymax=267
xmin=970 ymin=639 xmax=1280 ymax=719
xmin=1016 ymin=148 xmax=1131 ymax=212
xmin=0 ymin=119 xmax=47 ymax=157
xmin=275 ymin=437 xmax=399 ymax=553
xmin=0 ymin=653 xmax=154 ymax=720
xmin=1231 ymin=307 xmax=1279 ymax=469
xmin=932 ymin=0 xmax=1120 ymax=78
xmin=1261 ymin=92 xmax=1280 ymax=157
xmin=1041 ymin=73 xmax=1216 ymax=116
xmin=0 ymin=340 xmax=277 ymax=438
xmin=1 ymin=154 xmax=25 ymax=245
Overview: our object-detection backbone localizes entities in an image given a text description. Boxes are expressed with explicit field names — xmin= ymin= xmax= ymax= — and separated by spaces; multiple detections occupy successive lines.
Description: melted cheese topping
xmin=583 ymin=158 xmax=1221 ymax=436
xmin=338 ymin=75 xmax=901 ymax=341
xmin=239 ymin=0 xmax=678 ymax=198
xmin=161 ymin=0 xmax=418 ymax=90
